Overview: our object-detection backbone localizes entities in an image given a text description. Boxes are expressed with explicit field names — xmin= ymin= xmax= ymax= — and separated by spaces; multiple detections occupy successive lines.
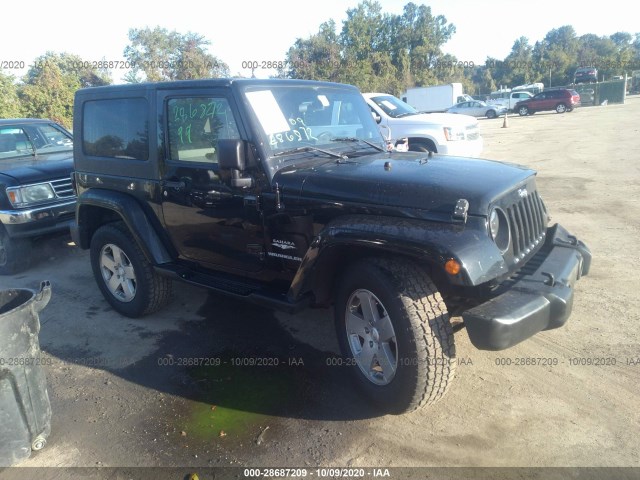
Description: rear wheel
xmin=556 ymin=103 xmax=567 ymax=113
xmin=518 ymin=105 xmax=529 ymax=116
xmin=486 ymin=109 xmax=497 ymax=119
xmin=334 ymin=258 xmax=456 ymax=413
xmin=90 ymin=222 xmax=172 ymax=317
xmin=0 ymin=227 xmax=31 ymax=275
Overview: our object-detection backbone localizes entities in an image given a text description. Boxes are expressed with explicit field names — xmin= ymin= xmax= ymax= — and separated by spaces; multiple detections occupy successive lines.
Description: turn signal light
xmin=445 ymin=259 xmax=461 ymax=275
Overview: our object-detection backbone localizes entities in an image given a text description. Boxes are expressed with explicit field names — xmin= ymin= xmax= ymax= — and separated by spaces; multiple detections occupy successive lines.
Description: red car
xmin=515 ymin=89 xmax=581 ymax=116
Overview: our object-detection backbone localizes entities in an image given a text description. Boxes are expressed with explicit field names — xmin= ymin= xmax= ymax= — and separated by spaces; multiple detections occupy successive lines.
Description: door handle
xmin=163 ymin=180 xmax=186 ymax=189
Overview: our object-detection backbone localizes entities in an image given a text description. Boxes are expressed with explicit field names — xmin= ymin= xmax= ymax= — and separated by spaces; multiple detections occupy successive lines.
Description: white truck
xmin=487 ymin=90 xmax=534 ymax=111
xmin=363 ymin=92 xmax=483 ymax=157
xmin=401 ymin=83 xmax=474 ymax=113
xmin=487 ymin=83 xmax=543 ymax=111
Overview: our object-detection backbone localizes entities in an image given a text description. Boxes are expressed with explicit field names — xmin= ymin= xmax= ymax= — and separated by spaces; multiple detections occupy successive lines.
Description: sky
xmin=1 ymin=0 xmax=637 ymax=83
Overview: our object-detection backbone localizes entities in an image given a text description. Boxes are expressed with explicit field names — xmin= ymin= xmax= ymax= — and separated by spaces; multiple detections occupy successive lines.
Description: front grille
xmin=506 ymin=190 xmax=546 ymax=261
xmin=50 ymin=178 xmax=75 ymax=199
xmin=466 ymin=126 xmax=480 ymax=140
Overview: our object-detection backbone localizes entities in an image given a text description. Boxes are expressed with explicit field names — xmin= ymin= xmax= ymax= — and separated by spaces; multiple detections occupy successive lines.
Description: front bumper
xmin=463 ymin=224 xmax=591 ymax=351
xmin=438 ymin=136 xmax=484 ymax=158
xmin=0 ymin=200 xmax=76 ymax=238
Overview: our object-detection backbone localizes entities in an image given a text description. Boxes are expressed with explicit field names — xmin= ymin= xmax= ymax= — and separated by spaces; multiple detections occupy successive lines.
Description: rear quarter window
xmin=82 ymin=98 xmax=149 ymax=160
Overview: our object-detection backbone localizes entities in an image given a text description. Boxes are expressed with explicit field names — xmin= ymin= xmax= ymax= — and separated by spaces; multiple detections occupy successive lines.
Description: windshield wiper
xmin=330 ymin=137 xmax=386 ymax=152
xmin=274 ymin=145 xmax=348 ymax=161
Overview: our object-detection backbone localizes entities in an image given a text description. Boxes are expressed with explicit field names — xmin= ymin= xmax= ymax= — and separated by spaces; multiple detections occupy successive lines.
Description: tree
xmin=283 ymin=1 xmax=456 ymax=95
xmin=123 ymin=27 xmax=229 ymax=82
xmin=25 ymin=52 xmax=111 ymax=88
xmin=19 ymin=62 xmax=77 ymax=127
xmin=0 ymin=72 xmax=23 ymax=118
xmin=285 ymin=20 xmax=343 ymax=82
xmin=500 ymin=37 xmax=535 ymax=86
xmin=531 ymin=26 xmax=579 ymax=86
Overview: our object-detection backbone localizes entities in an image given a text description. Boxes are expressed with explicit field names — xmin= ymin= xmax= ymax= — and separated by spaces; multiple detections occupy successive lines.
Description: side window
xmin=167 ymin=97 xmax=240 ymax=163
xmin=337 ymin=100 xmax=360 ymax=125
xmin=83 ymin=98 xmax=149 ymax=160
xmin=0 ymin=127 xmax=30 ymax=157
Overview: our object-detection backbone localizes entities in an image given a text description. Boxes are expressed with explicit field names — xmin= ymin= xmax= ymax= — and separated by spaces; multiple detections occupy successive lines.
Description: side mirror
xmin=218 ymin=139 xmax=246 ymax=171
xmin=217 ymin=139 xmax=252 ymax=188
xmin=371 ymin=112 xmax=382 ymax=124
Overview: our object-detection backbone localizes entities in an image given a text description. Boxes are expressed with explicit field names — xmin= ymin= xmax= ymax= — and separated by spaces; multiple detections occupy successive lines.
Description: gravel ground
xmin=1 ymin=96 xmax=639 ymax=478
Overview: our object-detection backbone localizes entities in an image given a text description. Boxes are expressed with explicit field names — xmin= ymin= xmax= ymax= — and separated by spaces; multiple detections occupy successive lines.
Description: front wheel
xmin=486 ymin=109 xmax=497 ymax=119
xmin=334 ymin=258 xmax=456 ymax=413
xmin=90 ymin=222 xmax=172 ymax=317
xmin=518 ymin=106 xmax=529 ymax=116
xmin=0 ymin=227 xmax=31 ymax=275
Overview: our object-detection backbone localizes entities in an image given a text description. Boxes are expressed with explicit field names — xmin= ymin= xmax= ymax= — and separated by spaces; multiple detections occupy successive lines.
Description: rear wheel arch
xmin=76 ymin=194 xmax=174 ymax=265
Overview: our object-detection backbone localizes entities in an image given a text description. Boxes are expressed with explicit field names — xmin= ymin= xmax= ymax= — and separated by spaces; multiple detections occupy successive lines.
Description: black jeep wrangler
xmin=72 ymin=79 xmax=590 ymax=413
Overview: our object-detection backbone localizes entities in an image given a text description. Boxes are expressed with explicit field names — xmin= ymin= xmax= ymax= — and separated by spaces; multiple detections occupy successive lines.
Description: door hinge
xmin=243 ymin=195 xmax=262 ymax=211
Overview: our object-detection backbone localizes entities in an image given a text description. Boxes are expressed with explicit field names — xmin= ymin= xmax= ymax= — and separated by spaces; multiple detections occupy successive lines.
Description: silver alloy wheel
xmin=556 ymin=103 xmax=567 ymax=113
xmin=345 ymin=289 xmax=398 ymax=385
xmin=99 ymin=243 xmax=137 ymax=302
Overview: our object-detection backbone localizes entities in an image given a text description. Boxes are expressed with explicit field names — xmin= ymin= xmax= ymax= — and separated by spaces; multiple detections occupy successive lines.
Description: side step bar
xmin=155 ymin=265 xmax=311 ymax=314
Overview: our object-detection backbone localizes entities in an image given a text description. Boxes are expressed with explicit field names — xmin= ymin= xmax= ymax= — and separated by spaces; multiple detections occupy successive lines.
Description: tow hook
xmin=541 ymin=272 xmax=556 ymax=287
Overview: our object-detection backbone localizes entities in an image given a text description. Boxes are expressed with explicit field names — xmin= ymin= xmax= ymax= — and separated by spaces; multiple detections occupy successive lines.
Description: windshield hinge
xmin=243 ymin=195 xmax=262 ymax=211
xmin=453 ymin=198 xmax=469 ymax=223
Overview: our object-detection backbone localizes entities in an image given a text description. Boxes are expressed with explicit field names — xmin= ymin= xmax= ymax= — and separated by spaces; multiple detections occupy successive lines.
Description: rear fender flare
xmin=75 ymin=189 xmax=174 ymax=265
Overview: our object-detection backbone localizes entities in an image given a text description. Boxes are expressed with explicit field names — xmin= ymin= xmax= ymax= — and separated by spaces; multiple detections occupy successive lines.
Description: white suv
xmin=363 ymin=93 xmax=483 ymax=157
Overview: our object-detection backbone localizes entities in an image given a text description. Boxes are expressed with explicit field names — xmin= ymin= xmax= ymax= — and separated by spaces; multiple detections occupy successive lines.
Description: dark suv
xmin=574 ymin=67 xmax=598 ymax=84
xmin=515 ymin=89 xmax=581 ymax=116
xmin=72 ymin=79 xmax=590 ymax=413
xmin=0 ymin=119 xmax=75 ymax=274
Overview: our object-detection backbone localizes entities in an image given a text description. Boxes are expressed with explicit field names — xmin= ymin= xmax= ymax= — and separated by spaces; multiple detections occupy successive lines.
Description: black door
xmin=158 ymin=90 xmax=265 ymax=273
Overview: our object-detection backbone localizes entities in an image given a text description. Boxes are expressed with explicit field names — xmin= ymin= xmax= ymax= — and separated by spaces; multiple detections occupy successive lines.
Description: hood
xmin=393 ymin=112 xmax=478 ymax=127
xmin=273 ymin=152 xmax=534 ymax=216
xmin=0 ymin=152 xmax=73 ymax=184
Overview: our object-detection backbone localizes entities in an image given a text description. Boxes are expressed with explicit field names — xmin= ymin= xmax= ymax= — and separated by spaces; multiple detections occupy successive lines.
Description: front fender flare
xmin=287 ymin=214 xmax=506 ymax=302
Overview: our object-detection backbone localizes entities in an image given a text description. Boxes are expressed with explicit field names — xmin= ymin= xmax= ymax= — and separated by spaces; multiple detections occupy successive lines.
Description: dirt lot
xmin=2 ymin=97 xmax=640 ymax=476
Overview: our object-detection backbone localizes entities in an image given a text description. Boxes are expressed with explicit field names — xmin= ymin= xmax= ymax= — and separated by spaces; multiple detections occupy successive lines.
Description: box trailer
xmin=401 ymin=83 xmax=473 ymax=112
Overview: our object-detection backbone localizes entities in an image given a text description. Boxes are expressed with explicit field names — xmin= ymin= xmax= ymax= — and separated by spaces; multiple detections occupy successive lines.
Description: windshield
xmin=0 ymin=123 xmax=73 ymax=160
xmin=368 ymin=95 xmax=418 ymax=118
xmin=242 ymin=85 xmax=384 ymax=155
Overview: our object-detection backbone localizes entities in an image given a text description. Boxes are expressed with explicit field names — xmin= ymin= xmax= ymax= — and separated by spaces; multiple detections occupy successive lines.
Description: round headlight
xmin=489 ymin=208 xmax=510 ymax=253
xmin=489 ymin=209 xmax=500 ymax=239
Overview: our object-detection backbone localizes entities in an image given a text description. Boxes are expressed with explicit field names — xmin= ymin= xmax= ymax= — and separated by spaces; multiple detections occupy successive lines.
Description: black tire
xmin=0 ymin=226 xmax=31 ymax=275
xmin=408 ymin=140 xmax=436 ymax=153
xmin=555 ymin=103 xmax=567 ymax=113
xmin=90 ymin=222 xmax=172 ymax=317
xmin=518 ymin=105 xmax=529 ymax=116
xmin=486 ymin=109 xmax=497 ymax=119
xmin=334 ymin=257 xmax=456 ymax=414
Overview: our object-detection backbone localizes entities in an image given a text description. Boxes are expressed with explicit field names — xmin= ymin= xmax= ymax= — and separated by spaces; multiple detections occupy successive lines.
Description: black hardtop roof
xmin=0 ymin=118 xmax=57 ymax=126
xmin=75 ymin=78 xmax=360 ymax=97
